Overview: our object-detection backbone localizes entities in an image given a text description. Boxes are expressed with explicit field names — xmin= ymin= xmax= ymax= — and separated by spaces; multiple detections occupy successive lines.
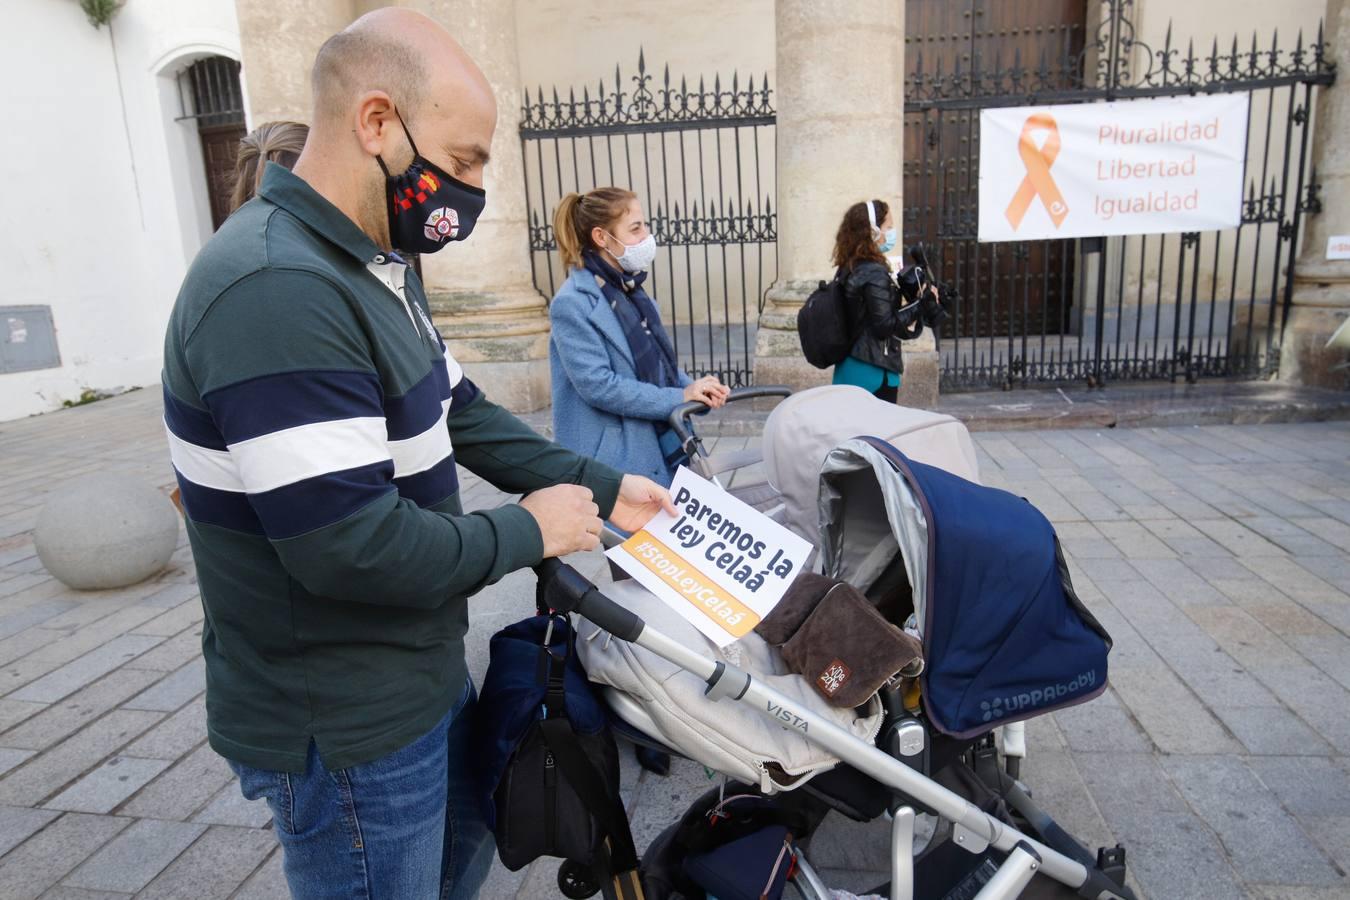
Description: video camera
xmin=896 ymin=243 xmax=950 ymax=331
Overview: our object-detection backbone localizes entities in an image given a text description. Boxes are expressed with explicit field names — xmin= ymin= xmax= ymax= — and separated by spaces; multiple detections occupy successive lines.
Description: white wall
xmin=0 ymin=0 xmax=240 ymax=421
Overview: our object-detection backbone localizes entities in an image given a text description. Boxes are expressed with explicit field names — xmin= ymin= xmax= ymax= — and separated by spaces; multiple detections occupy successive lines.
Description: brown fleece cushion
xmin=755 ymin=572 xmax=838 ymax=646
xmin=779 ymin=581 xmax=923 ymax=708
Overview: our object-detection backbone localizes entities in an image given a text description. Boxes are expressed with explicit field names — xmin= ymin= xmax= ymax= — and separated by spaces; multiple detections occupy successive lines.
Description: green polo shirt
xmin=161 ymin=164 xmax=622 ymax=772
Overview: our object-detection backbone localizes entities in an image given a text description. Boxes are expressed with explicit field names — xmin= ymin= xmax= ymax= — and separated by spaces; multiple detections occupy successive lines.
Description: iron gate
xmin=520 ymin=52 xmax=776 ymax=387
xmin=906 ymin=0 xmax=1335 ymax=389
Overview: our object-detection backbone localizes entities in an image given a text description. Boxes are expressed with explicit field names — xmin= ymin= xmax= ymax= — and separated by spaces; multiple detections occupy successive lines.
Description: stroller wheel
xmin=557 ymin=860 xmax=601 ymax=899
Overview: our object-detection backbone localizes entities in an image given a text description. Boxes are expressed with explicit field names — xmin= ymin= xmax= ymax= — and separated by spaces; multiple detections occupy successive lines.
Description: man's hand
xmin=519 ymin=484 xmax=603 ymax=557
xmin=683 ymin=375 xmax=731 ymax=410
xmin=610 ymin=475 xmax=677 ymax=533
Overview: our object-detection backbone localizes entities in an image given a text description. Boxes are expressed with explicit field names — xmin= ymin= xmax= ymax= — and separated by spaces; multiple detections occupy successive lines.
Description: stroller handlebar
xmin=667 ymin=385 xmax=792 ymax=447
xmin=534 ymin=558 xmax=645 ymax=643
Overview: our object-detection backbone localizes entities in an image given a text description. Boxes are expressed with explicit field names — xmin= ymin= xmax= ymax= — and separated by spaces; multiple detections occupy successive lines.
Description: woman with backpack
xmin=830 ymin=199 xmax=926 ymax=403
xmin=549 ymin=187 xmax=730 ymax=487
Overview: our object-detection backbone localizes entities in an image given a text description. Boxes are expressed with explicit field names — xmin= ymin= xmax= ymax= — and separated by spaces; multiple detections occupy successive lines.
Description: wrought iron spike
xmin=637 ymin=47 xmax=646 ymax=74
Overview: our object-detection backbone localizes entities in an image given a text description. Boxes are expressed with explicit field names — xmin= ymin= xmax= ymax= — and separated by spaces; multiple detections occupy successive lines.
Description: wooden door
xmin=199 ymin=123 xmax=247 ymax=231
xmin=905 ymin=0 xmax=1086 ymax=337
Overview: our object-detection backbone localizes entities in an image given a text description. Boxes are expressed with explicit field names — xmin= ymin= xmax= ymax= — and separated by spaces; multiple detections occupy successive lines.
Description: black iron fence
xmin=521 ymin=3 xmax=1333 ymax=392
xmin=520 ymin=53 xmax=776 ymax=387
xmin=905 ymin=0 xmax=1334 ymax=389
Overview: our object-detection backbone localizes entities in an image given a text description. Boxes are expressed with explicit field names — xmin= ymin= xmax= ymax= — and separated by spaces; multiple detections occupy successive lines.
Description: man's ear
xmin=354 ymin=91 xmax=398 ymax=161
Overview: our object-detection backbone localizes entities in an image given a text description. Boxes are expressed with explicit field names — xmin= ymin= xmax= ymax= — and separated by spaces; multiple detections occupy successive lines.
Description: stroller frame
xmin=537 ymin=559 xmax=1133 ymax=900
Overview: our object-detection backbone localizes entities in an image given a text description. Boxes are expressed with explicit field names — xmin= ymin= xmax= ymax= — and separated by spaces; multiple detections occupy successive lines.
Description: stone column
xmin=755 ymin=0 xmax=937 ymax=405
xmin=406 ymin=0 xmax=552 ymax=412
xmin=1280 ymin=0 xmax=1350 ymax=389
xmin=235 ymin=0 xmax=354 ymax=124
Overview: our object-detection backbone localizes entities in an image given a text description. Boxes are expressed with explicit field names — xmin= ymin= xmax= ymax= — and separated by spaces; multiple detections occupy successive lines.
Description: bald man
xmin=161 ymin=9 xmax=672 ymax=898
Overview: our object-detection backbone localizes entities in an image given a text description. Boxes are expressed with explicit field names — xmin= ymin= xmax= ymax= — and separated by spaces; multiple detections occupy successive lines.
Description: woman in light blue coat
xmin=549 ymin=188 xmax=729 ymax=486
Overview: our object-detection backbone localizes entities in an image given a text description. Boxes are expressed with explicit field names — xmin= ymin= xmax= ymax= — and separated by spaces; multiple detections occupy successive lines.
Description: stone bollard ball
xmin=34 ymin=474 xmax=180 ymax=591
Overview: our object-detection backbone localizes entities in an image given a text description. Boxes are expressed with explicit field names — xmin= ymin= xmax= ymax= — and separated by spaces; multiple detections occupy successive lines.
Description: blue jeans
xmin=230 ymin=681 xmax=494 ymax=900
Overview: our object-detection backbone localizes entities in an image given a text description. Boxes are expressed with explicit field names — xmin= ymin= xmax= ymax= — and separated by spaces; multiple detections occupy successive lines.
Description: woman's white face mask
xmin=606 ymin=231 xmax=659 ymax=273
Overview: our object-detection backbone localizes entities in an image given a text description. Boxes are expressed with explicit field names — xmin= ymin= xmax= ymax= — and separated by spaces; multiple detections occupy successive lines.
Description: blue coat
xmin=549 ymin=266 xmax=693 ymax=485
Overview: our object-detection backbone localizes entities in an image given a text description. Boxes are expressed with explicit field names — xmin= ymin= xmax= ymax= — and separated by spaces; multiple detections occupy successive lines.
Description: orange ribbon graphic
xmin=1005 ymin=112 xmax=1069 ymax=230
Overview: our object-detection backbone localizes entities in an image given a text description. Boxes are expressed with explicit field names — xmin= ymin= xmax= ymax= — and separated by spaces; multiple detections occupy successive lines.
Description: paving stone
xmin=1108 ymin=661 xmax=1241 ymax=755
xmin=0 ymin=601 xmax=80 ymax=647
xmin=0 ymin=574 xmax=54 ymax=602
xmin=121 ymin=744 xmax=233 ymax=821
xmin=43 ymin=756 xmax=171 ymax=814
xmin=1190 ymin=519 xmax=1288 ymax=557
xmin=61 ymin=818 xmax=207 ymax=894
xmin=24 ymin=607 xmax=168 ymax=663
xmin=1243 ymin=557 xmax=1350 ymax=606
xmin=1247 ymin=756 xmax=1350 ymax=818
xmin=1099 ymin=807 xmax=1244 ymax=900
xmin=35 ymin=587 xmax=165 ymax=634
xmin=0 ymin=667 xmax=161 ymax=751
xmin=0 ymin=709 xmax=162 ymax=807
xmin=0 ymin=626 xmax=67 ymax=672
xmin=121 ymin=628 xmax=202 ymax=674
xmin=1241 ymin=516 xmax=1343 ymax=557
xmin=38 ymin=887 xmax=134 ymax=899
xmin=0 ymin=747 xmax=36 ymax=777
xmin=0 ymin=805 xmax=58 ymax=857
xmin=1251 ymin=665 xmax=1350 ymax=752
xmin=1286 ymin=634 xmax=1350 ymax=691
xmin=1016 ymin=748 xmax=1118 ymax=854
xmin=1162 ymin=756 xmax=1341 ymax=885
xmin=1186 ymin=605 xmax=1307 ymax=669
xmin=0 ymin=813 xmax=130 ymax=900
xmin=136 ymin=825 xmax=276 ymax=900
xmin=1098 ymin=520 xmax=1177 ymax=559
xmin=120 ymin=660 xmax=204 ymax=714
xmin=192 ymin=780 xmax=272 ymax=828
xmin=1131 ymin=557 xmax=1231 ymax=607
xmin=120 ymin=697 xmax=206 ymax=760
xmin=1301 ymin=816 xmax=1350 ymax=880
xmin=129 ymin=601 xmax=203 ymax=639
xmin=230 ymin=849 xmax=287 ymax=900
xmin=1211 ymin=706 xmax=1335 ymax=756
xmin=136 ymin=583 xmax=199 ymax=610
xmin=1051 ymin=693 xmax=1151 ymax=753
xmin=7 ymin=634 xmax=164 ymax=704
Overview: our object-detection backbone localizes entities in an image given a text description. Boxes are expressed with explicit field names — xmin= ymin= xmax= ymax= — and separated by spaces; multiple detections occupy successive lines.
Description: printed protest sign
xmin=979 ymin=94 xmax=1249 ymax=242
xmin=606 ymin=468 xmax=812 ymax=647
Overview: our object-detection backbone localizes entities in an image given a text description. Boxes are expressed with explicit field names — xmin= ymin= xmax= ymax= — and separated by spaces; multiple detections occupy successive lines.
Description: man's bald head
xmin=294 ymin=7 xmax=498 ymax=250
xmin=310 ymin=7 xmax=492 ymax=128
xmin=311 ymin=18 xmax=425 ymax=127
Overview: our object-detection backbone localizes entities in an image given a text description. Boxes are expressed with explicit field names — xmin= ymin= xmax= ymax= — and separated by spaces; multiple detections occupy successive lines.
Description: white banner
xmin=606 ymin=468 xmax=811 ymax=647
xmin=978 ymin=94 xmax=1250 ymax=242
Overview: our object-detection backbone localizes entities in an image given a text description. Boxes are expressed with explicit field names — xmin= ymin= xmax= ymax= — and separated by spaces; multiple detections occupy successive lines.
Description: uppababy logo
xmin=980 ymin=670 xmax=1097 ymax=722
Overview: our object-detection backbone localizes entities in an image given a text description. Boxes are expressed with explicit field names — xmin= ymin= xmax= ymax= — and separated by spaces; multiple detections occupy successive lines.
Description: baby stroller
xmin=545 ymin=388 xmax=1132 ymax=900
xmin=648 ymin=385 xmax=1030 ymax=778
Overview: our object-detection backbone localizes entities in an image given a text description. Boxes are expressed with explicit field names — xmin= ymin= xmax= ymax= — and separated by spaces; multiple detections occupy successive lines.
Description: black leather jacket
xmin=844 ymin=260 xmax=923 ymax=374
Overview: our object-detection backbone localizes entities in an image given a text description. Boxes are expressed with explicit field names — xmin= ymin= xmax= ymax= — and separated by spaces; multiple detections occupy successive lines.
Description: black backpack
xmin=796 ymin=268 xmax=851 ymax=368
xmin=476 ymin=607 xmax=644 ymax=899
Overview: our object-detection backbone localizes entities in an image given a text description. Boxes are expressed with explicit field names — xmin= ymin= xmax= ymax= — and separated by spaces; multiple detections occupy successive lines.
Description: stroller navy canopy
xmin=819 ymin=436 xmax=1111 ymax=738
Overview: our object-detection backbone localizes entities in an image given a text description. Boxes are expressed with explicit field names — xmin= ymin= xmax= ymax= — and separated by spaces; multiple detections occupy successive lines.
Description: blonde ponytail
xmin=552 ymin=187 xmax=639 ymax=270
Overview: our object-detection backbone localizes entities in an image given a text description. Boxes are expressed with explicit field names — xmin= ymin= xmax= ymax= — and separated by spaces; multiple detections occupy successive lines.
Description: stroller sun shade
xmin=818 ymin=437 xmax=1112 ymax=739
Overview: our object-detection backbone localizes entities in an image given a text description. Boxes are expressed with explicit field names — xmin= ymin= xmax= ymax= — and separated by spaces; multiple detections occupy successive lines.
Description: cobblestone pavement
xmin=1 ymin=388 xmax=1348 ymax=899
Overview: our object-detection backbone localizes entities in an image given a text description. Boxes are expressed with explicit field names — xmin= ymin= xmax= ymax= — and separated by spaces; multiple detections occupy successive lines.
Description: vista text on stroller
xmin=607 ymin=468 xmax=811 ymax=646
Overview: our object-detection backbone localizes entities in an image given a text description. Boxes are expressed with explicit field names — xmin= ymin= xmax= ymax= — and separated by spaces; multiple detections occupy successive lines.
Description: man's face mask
xmin=377 ymin=110 xmax=486 ymax=255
